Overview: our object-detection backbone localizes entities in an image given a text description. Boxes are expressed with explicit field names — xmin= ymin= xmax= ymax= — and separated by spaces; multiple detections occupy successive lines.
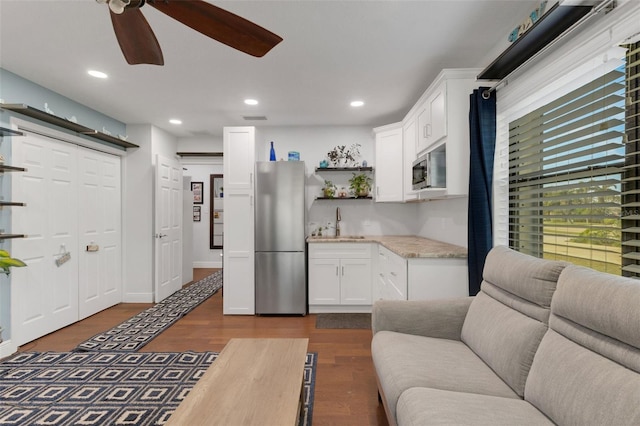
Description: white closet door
xmin=11 ymin=133 xmax=79 ymax=346
xmin=154 ymin=155 xmax=183 ymax=303
xmin=78 ymin=147 xmax=122 ymax=319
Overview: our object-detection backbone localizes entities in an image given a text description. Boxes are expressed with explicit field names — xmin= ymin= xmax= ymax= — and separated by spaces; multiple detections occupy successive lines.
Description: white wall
xmin=123 ymin=124 xmax=178 ymax=302
xmin=123 ymin=124 xmax=154 ymax=302
xmin=178 ymin=136 xmax=223 ymax=152
xmin=416 ymin=197 xmax=468 ymax=247
xmin=257 ymin=126 xmax=419 ymax=237
xmin=182 ymin=161 xmax=224 ymax=267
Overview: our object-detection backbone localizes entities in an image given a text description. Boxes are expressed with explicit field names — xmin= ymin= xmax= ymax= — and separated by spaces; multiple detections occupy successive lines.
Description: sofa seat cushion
xmin=372 ymin=331 xmax=519 ymax=422
xmin=396 ymin=387 xmax=554 ymax=426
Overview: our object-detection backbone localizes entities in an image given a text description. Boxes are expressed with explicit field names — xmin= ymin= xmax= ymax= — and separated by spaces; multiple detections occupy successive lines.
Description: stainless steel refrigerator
xmin=255 ymin=161 xmax=307 ymax=315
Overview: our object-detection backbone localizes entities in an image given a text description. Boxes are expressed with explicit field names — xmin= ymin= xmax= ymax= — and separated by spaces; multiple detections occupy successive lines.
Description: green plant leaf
xmin=0 ymin=258 xmax=27 ymax=268
xmin=0 ymin=249 xmax=10 ymax=258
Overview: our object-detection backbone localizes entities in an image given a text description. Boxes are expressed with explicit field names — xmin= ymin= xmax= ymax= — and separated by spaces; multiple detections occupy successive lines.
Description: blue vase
xmin=270 ymin=141 xmax=276 ymax=161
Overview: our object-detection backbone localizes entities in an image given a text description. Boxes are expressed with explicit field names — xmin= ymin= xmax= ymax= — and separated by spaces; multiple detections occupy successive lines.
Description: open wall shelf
xmin=315 ymin=166 xmax=373 ymax=172
xmin=0 ymin=103 xmax=139 ymax=149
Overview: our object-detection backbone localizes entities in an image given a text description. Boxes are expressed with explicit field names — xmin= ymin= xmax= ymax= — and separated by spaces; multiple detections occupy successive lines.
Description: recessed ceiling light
xmin=169 ymin=119 xmax=182 ymax=125
xmin=244 ymin=99 xmax=259 ymax=105
xmin=350 ymin=100 xmax=365 ymax=107
xmin=88 ymin=69 xmax=108 ymax=79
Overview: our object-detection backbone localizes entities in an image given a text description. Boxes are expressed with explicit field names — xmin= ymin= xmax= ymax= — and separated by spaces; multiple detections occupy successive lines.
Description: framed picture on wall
xmin=193 ymin=205 xmax=201 ymax=222
xmin=191 ymin=181 xmax=203 ymax=204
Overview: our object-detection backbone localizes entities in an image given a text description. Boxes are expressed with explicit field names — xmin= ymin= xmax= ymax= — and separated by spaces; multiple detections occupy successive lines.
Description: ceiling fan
xmin=97 ymin=0 xmax=283 ymax=66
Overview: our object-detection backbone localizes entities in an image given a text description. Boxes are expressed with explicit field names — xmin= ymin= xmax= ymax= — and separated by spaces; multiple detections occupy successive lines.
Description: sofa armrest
xmin=371 ymin=297 xmax=474 ymax=340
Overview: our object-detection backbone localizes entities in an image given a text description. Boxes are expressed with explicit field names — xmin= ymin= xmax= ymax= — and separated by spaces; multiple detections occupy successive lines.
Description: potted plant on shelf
xmin=322 ymin=180 xmax=337 ymax=198
xmin=349 ymin=173 xmax=372 ymax=198
xmin=327 ymin=143 xmax=361 ymax=167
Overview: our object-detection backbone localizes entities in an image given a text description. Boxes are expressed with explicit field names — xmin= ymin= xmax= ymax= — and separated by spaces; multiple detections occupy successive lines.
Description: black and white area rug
xmin=75 ymin=272 xmax=223 ymax=352
xmin=0 ymin=350 xmax=317 ymax=426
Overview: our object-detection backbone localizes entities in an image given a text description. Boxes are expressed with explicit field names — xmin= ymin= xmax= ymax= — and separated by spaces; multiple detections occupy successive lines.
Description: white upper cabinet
xmin=223 ymin=126 xmax=255 ymax=191
xmin=402 ymin=117 xmax=418 ymax=202
xmin=404 ymin=68 xmax=481 ymax=200
xmin=374 ymin=123 xmax=404 ymax=203
xmin=417 ymin=81 xmax=447 ymax=154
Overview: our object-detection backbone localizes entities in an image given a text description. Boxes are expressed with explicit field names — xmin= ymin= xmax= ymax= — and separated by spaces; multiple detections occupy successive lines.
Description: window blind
xmin=621 ymin=42 xmax=640 ymax=277
xmin=508 ymin=67 xmax=625 ymax=273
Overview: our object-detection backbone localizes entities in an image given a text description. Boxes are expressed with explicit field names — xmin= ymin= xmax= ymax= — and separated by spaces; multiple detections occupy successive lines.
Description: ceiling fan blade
xmin=147 ymin=0 xmax=282 ymax=57
xmin=110 ymin=8 xmax=164 ymax=65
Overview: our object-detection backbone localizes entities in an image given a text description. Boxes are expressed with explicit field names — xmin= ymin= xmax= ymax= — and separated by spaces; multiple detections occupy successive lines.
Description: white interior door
xmin=154 ymin=155 xmax=183 ymax=302
xmin=11 ymin=133 xmax=79 ymax=346
xmin=78 ymin=147 xmax=122 ymax=319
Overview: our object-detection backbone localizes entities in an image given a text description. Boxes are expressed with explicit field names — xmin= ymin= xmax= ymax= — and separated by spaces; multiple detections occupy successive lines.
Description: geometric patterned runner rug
xmin=75 ymin=271 xmax=223 ymax=352
xmin=0 ymin=350 xmax=317 ymax=426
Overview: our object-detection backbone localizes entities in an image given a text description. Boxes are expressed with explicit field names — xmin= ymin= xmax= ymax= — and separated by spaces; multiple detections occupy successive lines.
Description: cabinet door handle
xmin=390 ymin=271 xmax=397 ymax=277
xmin=250 ymin=173 xmax=253 ymax=189
xmin=342 ymin=266 xmax=345 ymax=276
xmin=336 ymin=266 xmax=339 ymax=276
xmin=425 ymin=124 xmax=431 ymax=137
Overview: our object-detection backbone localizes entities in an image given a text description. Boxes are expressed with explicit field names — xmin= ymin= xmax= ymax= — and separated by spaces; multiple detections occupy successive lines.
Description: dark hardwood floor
xmin=16 ymin=269 xmax=388 ymax=426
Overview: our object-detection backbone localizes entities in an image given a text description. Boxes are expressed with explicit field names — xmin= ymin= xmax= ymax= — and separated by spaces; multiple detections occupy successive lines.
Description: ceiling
xmin=0 ymin=0 xmax=540 ymax=139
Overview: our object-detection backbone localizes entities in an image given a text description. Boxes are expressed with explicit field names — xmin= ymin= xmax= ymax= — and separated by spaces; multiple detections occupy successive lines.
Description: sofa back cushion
xmin=525 ymin=265 xmax=640 ymax=425
xmin=461 ymin=246 xmax=569 ymax=396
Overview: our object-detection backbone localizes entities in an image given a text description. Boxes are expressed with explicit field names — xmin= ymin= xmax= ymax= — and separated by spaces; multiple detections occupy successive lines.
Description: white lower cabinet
xmin=407 ymin=257 xmax=468 ymax=300
xmin=375 ymin=246 xmax=469 ymax=302
xmin=310 ymin=241 xmax=468 ymax=311
xmin=308 ymin=243 xmax=372 ymax=313
xmin=376 ymin=245 xmax=407 ymax=300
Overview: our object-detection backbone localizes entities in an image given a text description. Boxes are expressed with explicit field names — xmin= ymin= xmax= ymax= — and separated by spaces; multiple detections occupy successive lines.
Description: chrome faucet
xmin=336 ymin=207 xmax=341 ymax=237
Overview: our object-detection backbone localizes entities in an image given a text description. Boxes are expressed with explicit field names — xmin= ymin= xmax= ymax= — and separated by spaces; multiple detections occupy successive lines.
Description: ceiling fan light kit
xmin=97 ymin=0 xmax=283 ymax=66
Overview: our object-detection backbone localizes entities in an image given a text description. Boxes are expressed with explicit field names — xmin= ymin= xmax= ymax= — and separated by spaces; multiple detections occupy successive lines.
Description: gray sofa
xmin=371 ymin=245 xmax=640 ymax=425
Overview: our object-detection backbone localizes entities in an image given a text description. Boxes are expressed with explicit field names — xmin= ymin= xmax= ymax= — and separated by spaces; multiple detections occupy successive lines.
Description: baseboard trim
xmin=0 ymin=339 xmax=18 ymax=359
xmin=193 ymin=261 xmax=222 ymax=268
xmin=122 ymin=292 xmax=154 ymax=303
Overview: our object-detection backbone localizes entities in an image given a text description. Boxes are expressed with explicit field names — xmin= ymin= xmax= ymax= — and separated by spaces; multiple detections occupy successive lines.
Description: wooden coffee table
xmin=166 ymin=338 xmax=310 ymax=426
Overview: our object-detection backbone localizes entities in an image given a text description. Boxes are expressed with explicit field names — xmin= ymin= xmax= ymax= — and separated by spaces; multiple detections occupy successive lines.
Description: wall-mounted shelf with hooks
xmin=0 ymin=103 xmax=139 ymax=149
xmin=0 ymin=127 xmax=27 ymax=241
xmin=0 ymin=127 xmax=24 ymax=138
xmin=0 ymin=234 xmax=26 ymax=241
xmin=0 ymin=165 xmax=26 ymax=173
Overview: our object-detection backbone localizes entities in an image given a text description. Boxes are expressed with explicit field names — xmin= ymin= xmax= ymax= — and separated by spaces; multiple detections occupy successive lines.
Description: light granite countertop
xmin=306 ymin=235 xmax=467 ymax=259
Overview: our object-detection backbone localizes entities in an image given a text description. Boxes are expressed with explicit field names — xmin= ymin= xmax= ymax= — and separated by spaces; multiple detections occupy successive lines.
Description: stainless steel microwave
xmin=412 ymin=154 xmax=430 ymax=190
